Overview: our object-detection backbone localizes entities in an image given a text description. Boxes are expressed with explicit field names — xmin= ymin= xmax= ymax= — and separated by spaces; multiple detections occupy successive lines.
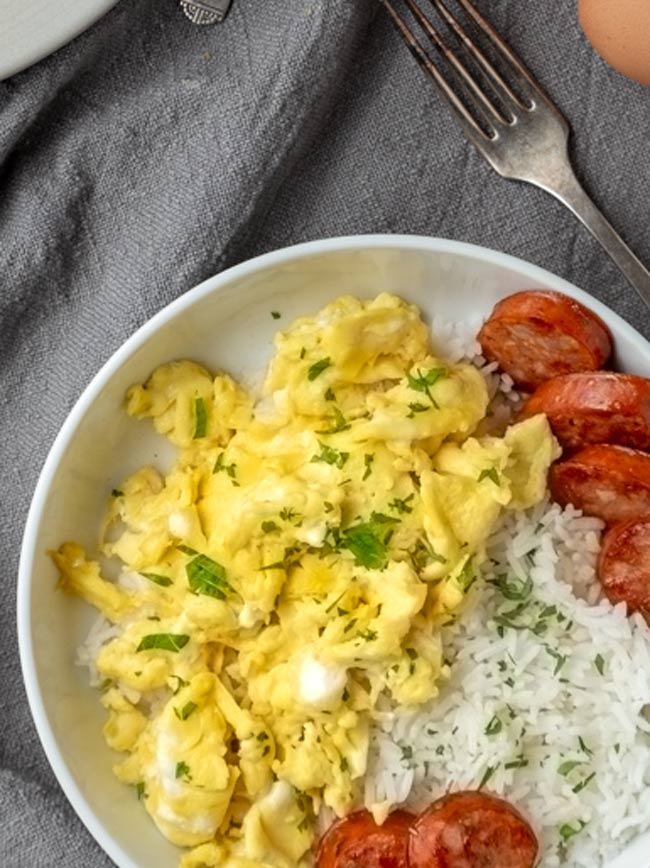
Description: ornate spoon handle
xmin=180 ymin=0 xmax=232 ymax=25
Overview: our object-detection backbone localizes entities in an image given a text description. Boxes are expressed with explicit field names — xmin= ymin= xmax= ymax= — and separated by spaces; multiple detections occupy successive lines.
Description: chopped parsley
xmin=324 ymin=501 xmax=334 ymax=513
xmin=558 ymin=760 xmax=583 ymax=777
xmin=362 ymin=453 xmax=374 ymax=480
xmin=572 ymin=772 xmax=596 ymax=794
xmin=504 ymin=756 xmax=528 ymax=770
xmin=389 ymin=494 xmax=414 ymax=515
xmin=409 ymin=537 xmax=446 ymax=571
xmin=135 ymin=782 xmax=147 ymax=800
xmin=324 ymin=387 xmax=335 ymax=401
xmin=478 ymin=764 xmax=498 ymax=788
xmin=478 ymin=466 xmax=500 ymax=485
xmin=271 ymin=310 xmax=281 ymax=320
xmin=307 ymin=357 xmax=332 ymax=381
xmin=407 ymin=402 xmax=430 ymax=417
xmin=359 ymin=628 xmax=378 ymax=642
xmin=311 ymin=442 xmax=349 ymax=469
xmin=111 ymin=488 xmax=124 ymax=498
xmin=491 ymin=574 xmax=533 ymax=601
xmin=578 ymin=736 xmax=593 ymax=756
xmin=140 ymin=572 xmax=173 ymax=587
xmin=317 ymin=406 xmax=350 ymax=434
xmin=325 ymin=590 xmax=346 ymax=614
xmin=186 ymin=553 xmax=232 ymax=599
xmin=341 ymin=513 xmax=398 ymax=570
xmin=213 ymin=452 xmax=238 ymax=485
xmin=171 ymin=675 xmax=188 ymax=694
xmin=485 ymin=715 xmax=502 ymax=736
xmin=493 ymin=599 xmax=561 ymax=639
xmin=594 ymin=654 xmax=606 ymax=676
xmin=545 ymin=647 xmax=567 ymax=675
xmin=175 ymin=761 xmax=192 ymax=780
xmin=261 ymin=520 xmax=280 ymax=534
xmin=193 ymin=397 xmax=208 ymax=439
xmin=279 ymin=507 xmax=300 ymax=522
xmin=494 ymin=606 xmax=526 ymax=632
xmin=407 ymin=366 xmax=447 ymax=408
xmin=457 ymin=559 xmax=476 ymax=592
xmin=137 ymin=633 xmax=190 ymax=653
xmin=370 ymin=511 xmax=400 ymax=526
xmin=174 ymin=701 xmax=198 ymax=721
xmin=342 ymin=523 xmax=388 ymax=569
xmin=559 ymin=821 xmax=586 ymax=842
xmin=259 ymin=545 xmax=304 ymax=572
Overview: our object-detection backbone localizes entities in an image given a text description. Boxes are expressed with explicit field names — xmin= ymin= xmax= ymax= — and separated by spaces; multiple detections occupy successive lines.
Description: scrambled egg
xmin=52 ymin=294 xmax=559 ymax=867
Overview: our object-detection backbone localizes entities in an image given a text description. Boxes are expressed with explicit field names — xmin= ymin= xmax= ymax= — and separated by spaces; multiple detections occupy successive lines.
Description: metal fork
xmin=382 ymin=0 xmax=650 ymax=311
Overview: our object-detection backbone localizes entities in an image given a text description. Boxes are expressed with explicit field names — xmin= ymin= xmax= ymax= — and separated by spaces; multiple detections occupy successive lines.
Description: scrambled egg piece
xmin=51 ymin=294 xmax=559 ymax=867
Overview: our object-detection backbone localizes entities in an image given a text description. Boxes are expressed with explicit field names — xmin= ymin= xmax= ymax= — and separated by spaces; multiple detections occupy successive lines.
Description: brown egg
xmin=579 ymin=0 xmax=650 ymax=87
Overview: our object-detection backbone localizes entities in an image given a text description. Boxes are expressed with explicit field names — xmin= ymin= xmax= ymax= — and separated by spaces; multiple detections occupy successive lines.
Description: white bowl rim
xmin=17 ymin=233 xmax=650 ymax=868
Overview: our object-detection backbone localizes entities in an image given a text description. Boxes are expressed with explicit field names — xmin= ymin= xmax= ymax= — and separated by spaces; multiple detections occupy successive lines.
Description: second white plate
xmin=0 ymin=0 xmax=118 ymax=81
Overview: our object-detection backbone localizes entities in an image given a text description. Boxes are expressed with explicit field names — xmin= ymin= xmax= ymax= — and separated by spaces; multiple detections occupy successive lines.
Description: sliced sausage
xmin=409 ymin=791 xmax=538 ymax=868
xmin=317 ymin=810 xmax=413 ymax=868
xmin=478 ymin=290 xmax=612 ymax=391
xmin=598 ymin=518 xmax=650 ymax=613
xmin=521 ymin=373 xmax=650 ymax=451
xmin=550 ymin=444 xmax=650 ymax=524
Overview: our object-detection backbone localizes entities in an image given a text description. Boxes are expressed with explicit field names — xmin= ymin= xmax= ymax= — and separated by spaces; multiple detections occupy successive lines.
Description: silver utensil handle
xmin=540 ymin=166 xmax=650 ymax=310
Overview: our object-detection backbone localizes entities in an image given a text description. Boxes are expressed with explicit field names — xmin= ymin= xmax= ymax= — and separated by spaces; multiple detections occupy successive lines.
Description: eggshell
xmin=579 ymin=0 xmax=650 ymax=87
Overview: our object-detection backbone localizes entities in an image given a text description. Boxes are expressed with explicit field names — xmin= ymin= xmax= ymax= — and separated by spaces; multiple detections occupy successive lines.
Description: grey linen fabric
xmin=1 ymin=0 xmax=649 ymax=865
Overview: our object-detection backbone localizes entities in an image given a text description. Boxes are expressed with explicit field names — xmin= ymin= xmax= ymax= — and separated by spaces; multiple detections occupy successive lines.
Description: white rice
xmin=76 ymin=314 xmax=650 ymax=866
xmin=364 ymin=500 xmax=650 ymax=866
xmin=76 ymin=614 xmax=122 ymax=687
xmin=361 ymin=319 xmax=650 ymax=866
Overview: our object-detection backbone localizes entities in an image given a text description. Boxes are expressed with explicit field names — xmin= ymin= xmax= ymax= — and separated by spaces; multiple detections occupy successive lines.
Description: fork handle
xmin=539 ymin=165 xmax=650 ymax=311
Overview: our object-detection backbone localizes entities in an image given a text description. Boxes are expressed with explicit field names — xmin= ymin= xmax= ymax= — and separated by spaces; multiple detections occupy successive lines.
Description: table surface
xmin=1 ymin=1 xmax=649 ymax=865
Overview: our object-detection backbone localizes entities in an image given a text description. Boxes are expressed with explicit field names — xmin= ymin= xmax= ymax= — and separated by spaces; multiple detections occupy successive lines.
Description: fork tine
xmin=381 ymin=0 xmax=495 ymax=143
xmin=403 ymin=0 xmax=511 ymax=125
xmin=452 ymin=0 xmax=544 ymax=106
xmin=427 ymin=0 xmax=531 ymax=110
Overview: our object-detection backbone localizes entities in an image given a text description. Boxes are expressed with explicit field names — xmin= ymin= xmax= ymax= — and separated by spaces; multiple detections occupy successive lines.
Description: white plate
xmin=0 ymin=0 xmax=118 ymax=81
xmin=17 ymin=235 xmax=650 ymax=868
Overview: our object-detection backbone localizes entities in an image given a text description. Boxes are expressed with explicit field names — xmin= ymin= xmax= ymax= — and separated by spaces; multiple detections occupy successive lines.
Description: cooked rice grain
xmin=365 ymin=501 xmax=650 ymax=867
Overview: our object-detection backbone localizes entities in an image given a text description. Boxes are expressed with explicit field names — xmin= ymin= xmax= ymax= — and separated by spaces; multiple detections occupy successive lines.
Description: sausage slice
xmin=550 ymin=444 xmax=650 ymax=524
xmin=409 ymin=791 xmax=538 ymax=868
xmin=521 ymin=373 xmax=650 ymax=451
xmin=598 ymin=518 xmax=650 ymax=613
xmin=478 ymin=290 xmax=612 ymax=391
xmin=317 ymin=810 xmax=413 ymax=868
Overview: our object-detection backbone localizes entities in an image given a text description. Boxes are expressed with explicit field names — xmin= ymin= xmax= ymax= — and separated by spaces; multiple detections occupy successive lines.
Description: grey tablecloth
xmin=1 ymin=1 xmax=649 ymax=865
